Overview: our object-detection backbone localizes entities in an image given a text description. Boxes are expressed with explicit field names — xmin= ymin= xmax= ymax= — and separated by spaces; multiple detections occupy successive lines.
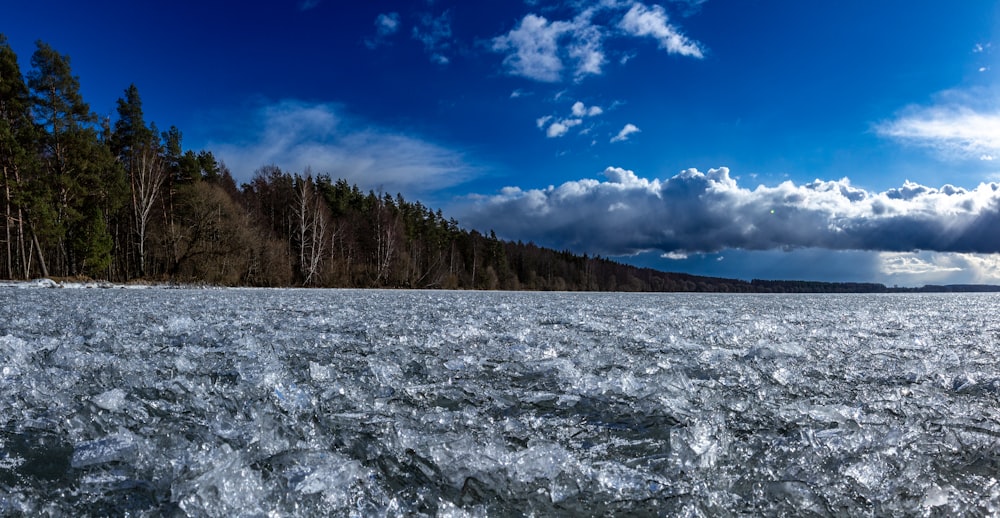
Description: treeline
xmin=748 ymin=279 xmax=888 ymax=293
xmin=2 ymin=36 xmax=737 ymax=290
xmin=4 ymin=39 xmax=999 ymax=293
xmin=0 ymin=37 xmax=234 ymax=282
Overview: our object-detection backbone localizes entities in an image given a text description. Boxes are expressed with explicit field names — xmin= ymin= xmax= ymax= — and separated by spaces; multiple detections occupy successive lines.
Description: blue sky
xmin=5 ymin=1 xmax=1000 ymax=286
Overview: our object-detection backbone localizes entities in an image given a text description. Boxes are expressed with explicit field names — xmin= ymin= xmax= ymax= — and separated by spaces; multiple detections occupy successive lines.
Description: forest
xmin=1 ymin=37 xmax=730 ymax=291
xmin=2 ymin=37 xmax=998 ymax=294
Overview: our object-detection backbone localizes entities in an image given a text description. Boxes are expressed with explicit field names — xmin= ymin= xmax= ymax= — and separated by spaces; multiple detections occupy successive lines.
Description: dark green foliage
xmin=0 ymin=34 xmax=40 ymax=278
xmin=23 ymin=41 xmax=126 ymax=277
xmin=71 ymin=202 xmax=113 ymax=277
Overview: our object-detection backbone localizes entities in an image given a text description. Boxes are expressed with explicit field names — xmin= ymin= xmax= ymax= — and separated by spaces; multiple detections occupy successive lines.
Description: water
xmin=1 ymin=286 xmax=999 ymax=516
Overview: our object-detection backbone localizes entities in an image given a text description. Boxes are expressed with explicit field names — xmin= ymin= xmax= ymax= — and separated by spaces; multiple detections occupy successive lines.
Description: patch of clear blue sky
xmin=4 ymin=1 xmax=993 ymax=188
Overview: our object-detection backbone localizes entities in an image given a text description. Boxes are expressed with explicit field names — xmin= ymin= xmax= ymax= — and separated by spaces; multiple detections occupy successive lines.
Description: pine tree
xmin=28 ymin=41 xmax=124 ymax=277
xmin=0 ymin=34 xmax=39 ymax=278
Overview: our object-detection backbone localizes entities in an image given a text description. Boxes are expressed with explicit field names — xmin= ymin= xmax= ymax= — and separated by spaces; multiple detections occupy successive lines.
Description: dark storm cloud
xmin=458 ymin=167 xmax=1000 ymax=256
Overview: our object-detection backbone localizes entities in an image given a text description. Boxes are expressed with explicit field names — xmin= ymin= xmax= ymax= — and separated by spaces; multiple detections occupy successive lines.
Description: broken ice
xmin=1 ymin=286 xmax=999 ymax=515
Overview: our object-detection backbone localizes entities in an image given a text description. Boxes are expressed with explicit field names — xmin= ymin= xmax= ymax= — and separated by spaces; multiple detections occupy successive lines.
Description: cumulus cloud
xmin=618 ymin=3 xmax=704 ymax=58
xmin=571 ymin=101 xmax=603 ymax=117
xmin=546 ymin=119 xmax=582 ymax=138
xmin=457 ymin=166 xmax=1000 ymax=257
xmin=492 ymin=1 xmax=703 ymax=82
xmin=537 ymin=100 xmax=603 ymax=138
xmin=210 ymin=100 xmax=475 ymax=196
xmin=491 ymin=13 xmax=603 ymax=82
xmin=611 ymin=123 xmax=640 ymax=142
xmin=876 ymin=95 xmax=1000 ymax=161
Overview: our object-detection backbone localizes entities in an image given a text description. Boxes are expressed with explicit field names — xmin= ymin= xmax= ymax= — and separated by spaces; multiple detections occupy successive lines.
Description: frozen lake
xmin=1 ymin=287 xmax=999 ymax=516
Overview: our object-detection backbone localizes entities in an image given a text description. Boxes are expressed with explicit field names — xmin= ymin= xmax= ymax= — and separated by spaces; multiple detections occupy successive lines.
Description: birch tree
xmin=112 ymin=85 xmax=167 ymax=277
xmin=294 ymin=174 xmax=329 ymax=285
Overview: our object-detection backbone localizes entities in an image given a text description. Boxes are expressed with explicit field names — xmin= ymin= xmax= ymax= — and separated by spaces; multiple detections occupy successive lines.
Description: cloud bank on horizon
xmin=459 ymin=166 xmax=1000 ymax=258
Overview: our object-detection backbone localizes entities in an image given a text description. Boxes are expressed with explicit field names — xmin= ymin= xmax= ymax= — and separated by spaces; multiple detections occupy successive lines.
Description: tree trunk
xmin=3 ymin=165 xmax=11 ymax=279
xmin=31 ymin=229 xmax=48 ymax=278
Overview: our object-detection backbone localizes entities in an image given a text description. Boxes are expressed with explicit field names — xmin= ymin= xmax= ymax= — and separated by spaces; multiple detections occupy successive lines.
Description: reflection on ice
xmin=1 ymin=288 xmax=1000 ymax=515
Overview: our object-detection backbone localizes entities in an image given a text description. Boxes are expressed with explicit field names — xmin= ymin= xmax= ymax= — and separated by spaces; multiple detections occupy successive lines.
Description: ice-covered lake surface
xmin=2 ymin=286 xmax=1000 ymax=516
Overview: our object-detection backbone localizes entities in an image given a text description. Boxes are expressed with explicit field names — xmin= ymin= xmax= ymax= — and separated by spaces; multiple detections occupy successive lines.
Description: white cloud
xmin=566 ymin=15 xmax=606 ymax=79
xmin=491 ymin=12 xmax=607 ymax=82
xmin=954 ymin=253 xmax=1000 ymax=283
xmin=492 ymin=14 xmax=573 ymax=82
xmin=618 ymin=3 xmax=704 ymax=58
xmin=492 ymin=2 xmax=703 ymax=82
xmin=457 ymin=166 xmax=1000 ymax=259
xmin=879 ymin=252 xmax=963 ymax=276
xmin=538 ymin=100 xmax=604 ymax=138
xmin=210 ymin=100 xmax=475 ymax=196
xmin=662 ymin=251 xmax=688 ymax=260
xmin=571 ymin=101 xmax=603 ymax=117
xmin=876 ymin=95 xmax=1000 ymax=161
xmin=546 ymin=119 xmax=582 ymax=138
xmin=878 ymin=251 xmax=1000 ymax=285
xmin=611 ymin=123 xmax=640 ymax=142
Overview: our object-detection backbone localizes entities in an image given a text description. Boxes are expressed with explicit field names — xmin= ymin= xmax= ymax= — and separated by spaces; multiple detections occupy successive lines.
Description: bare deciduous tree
xmin=294 ymin=175 xmax=329 ymax=285
xmin=131 ymin=142 xmax=166 ymax=277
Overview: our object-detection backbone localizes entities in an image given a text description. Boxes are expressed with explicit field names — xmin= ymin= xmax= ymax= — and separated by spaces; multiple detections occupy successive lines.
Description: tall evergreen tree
xmin=28 ymin=41 xmax=124 ymax=277
xmin=0 ymin=35 xmax=39 ymax=278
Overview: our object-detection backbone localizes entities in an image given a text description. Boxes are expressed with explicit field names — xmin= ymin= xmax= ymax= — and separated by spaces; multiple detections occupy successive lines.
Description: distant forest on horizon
xmin=3 ymin=38 xmax=999 ymax=294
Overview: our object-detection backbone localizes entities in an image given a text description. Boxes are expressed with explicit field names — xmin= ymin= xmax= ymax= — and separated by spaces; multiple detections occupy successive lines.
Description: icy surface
xmin=2 ymin=288 xmax=1000 ymax=515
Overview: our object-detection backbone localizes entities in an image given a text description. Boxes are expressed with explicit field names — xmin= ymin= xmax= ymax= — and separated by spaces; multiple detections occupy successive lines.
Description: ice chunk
xmin=272 ymin=382 xmax=313 ymax=413
xmin=175 ymin=449 xmax=267 ymax=516
xmin=288 ymin=453 xmax=366 ymax=504
xmin=308 ymin=361 xmax=334 ymax=381
xmin=71 ymin=431 xmax=138 ymax=468
xmin=165 ymin=315 xmax=196 ymax=334
xmin=510 ymin=440 xmax=572 ymax=483
xmin=671 ymin=418 xmax=728 ymax=469
xmin=92 ymin=388 xmax=128 ymax=412
xmin=923 ymin=485 xmax=950 ymax=508
xmin=30 ymin=278 xmax=59 ymax=289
